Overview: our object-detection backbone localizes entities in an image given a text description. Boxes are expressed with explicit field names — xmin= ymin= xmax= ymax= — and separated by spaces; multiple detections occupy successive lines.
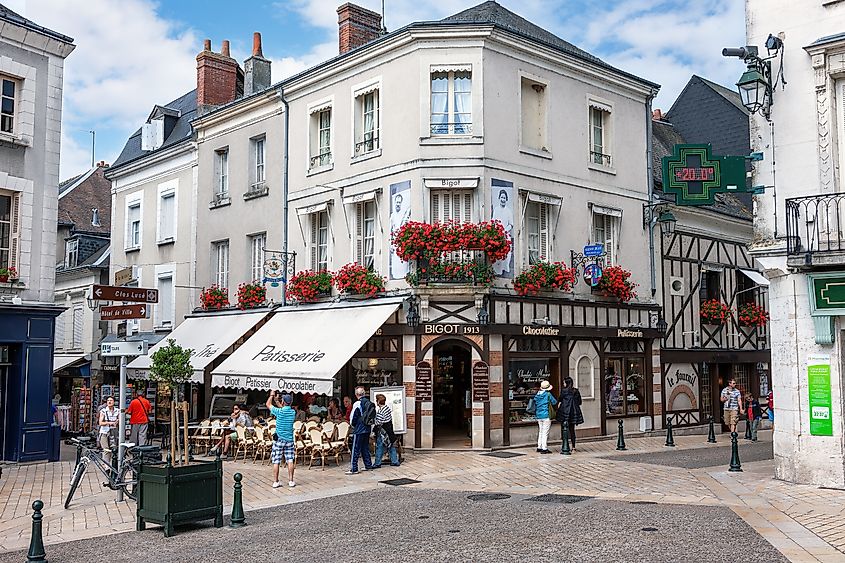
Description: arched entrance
xmin=433 ymin=340 xmax=472 ymax=448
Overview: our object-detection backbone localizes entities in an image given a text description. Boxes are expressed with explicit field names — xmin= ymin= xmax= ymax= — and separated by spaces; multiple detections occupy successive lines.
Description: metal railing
xmin=429 ymin=122 xmax=473 ymax=136
xmin=355 ymin=137 xmax=379 ymax=154
xmin=590 ymin=151 xmax=612 ymax=167
xmin=411 ymin=250 xmax=489 ymax=285
xmin=785 ymin=193 xmax=845 ymax=256
xmin=309 ymin=152 xmax=332 ymax=168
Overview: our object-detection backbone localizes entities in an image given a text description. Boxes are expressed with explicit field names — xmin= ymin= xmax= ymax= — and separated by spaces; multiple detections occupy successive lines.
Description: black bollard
xmin=560 ymin=421 xmax=571 ymax=455
xmin=230 ymin=473 xmax=246 ymax=528
xmin=728 ymin=431 xmax=743 ymax=472
xmin=665 ymin=420 xmax=675 ymax=447
xmin=707 ymin=416 xmax=717 ymax=443
xmin=616 ymin=419 xmax=627 ymax=451
xmin=26 ymin=500 xmax=46 ymax=563
xmin=744 ymin=417 xmax=752 ymax=440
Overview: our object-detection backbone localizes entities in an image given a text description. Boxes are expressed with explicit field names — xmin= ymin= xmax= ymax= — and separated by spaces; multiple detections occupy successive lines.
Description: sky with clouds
xmin=6 ymin=0 xmax=745 ymax=180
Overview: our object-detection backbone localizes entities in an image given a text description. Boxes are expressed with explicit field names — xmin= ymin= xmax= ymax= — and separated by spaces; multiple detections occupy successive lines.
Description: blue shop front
xmin=0 ymin=303 xmax=63 ymax=462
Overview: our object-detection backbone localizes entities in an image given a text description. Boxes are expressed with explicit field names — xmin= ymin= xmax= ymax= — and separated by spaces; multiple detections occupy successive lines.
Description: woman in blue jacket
xmin=534 ymin=380 xmax=557 ymax=454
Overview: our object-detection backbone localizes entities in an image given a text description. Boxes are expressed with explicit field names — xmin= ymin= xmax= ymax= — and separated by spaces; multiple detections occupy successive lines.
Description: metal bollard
xmin=615 ymin=419 xmax=627 ymax=451
xmin=560 ymin=421 xmax=571 ymax=455
xmin=230 ymin=473 xmax=246 ymax=528
xmin=665 ymin=420 xmax=675 ymax=447
xmin=26 ymin=500 xmax=46 ymax=563
xmin=707 ymin=416 xmax=717 ymax=443
xmin=728 ymin=431 xmax=743 ymax=472
xmin=744 ymin=417 xmax=752 ymax=440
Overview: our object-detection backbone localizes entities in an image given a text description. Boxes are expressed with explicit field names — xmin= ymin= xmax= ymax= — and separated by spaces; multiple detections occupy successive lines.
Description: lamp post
xmin=722 ymin=35 xmax=783 ymax=120
xmin=642 ymin=202 xmax=677 ymax=238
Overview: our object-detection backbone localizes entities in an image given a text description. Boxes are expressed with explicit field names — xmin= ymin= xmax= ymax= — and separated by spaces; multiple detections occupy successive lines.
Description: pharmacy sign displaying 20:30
xmin=807 ymin=354 xmax=833 ymax=436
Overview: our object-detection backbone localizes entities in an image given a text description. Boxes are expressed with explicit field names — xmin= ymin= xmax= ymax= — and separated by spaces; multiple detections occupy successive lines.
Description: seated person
xmin=293 ymin=403 xmax=307 ymax=423
xmin=211 ymin=404 xmax=252 ymax=457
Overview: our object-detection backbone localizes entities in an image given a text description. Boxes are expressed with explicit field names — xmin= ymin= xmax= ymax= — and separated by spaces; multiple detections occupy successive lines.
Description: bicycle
xmin=64 ymin=436 xmax=156 ymax=508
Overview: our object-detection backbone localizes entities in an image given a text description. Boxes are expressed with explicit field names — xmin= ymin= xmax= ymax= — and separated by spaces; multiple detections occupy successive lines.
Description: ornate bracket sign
xmin=263 ymin=250 xmax=296 ymax=287
xmin=661 ymin=144 xmax=747 ymax=205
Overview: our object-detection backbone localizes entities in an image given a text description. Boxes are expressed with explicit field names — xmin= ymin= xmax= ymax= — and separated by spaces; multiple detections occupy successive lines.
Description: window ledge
xmin=244 ymin=184 xmax=269 ymax=200
xmin=307 ymin=163 xmax=334 ymax=176
xmin=588 ymin=162 xmax=616 ymax=175
xmin=154 ymin=325 xmax=172 ymax=332
xmin=519 ymin=146 xmax=553 ymax=160
xmin=156 ymin=238 xmax=175 ymax=247
xmin=419 ymin=135 xmax=483 ymax=146
xmin=209 ymin=196 xmax=231 ymax=209
xmin=351 ymin=148 xmax=382 ymax=164
xmin=0 ymin=131 xmax=30 ymax=148
xmin=124 ymin=246 xmax=141 ymax=254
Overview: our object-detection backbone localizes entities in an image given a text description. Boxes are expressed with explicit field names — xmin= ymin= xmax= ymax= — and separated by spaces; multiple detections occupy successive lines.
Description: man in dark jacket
xmin=346 ymin=386 xmax=374 ymax=474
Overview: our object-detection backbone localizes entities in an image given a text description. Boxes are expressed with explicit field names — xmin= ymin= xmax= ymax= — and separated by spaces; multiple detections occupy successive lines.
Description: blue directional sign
xmin=584 ymin=263 xmax=603 ymax=287
xmin=584 ymin=244 xmax=604 ymax=257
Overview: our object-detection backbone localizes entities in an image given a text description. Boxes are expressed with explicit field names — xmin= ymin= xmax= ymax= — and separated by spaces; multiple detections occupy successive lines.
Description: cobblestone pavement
xmin=1 ymin=431 xmax=844 ymax=562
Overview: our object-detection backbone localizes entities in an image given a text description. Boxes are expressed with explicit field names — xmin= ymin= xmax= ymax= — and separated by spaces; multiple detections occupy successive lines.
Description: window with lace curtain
xmin=430 ymin=70 xmax=472 ymax=135
xmin=354 ymin=88 xmax=379 ymax=155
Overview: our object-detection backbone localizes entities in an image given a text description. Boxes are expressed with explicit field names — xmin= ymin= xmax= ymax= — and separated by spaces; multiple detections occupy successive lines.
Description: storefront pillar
xmin=402 ymin=335 xmax=417 ymax=448
xmin=651 ymin=340 xmax=663 ymax=431
xmin=488 ymin=335 xmax=504 ymax=447
xmin=420 ymin=346 xmax=435 ymax=448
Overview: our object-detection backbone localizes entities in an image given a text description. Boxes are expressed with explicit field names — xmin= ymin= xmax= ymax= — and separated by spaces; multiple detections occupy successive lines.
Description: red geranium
xmin=391 ymin=220 xmax=511 ymax=263
xmin=513 ymin=262 xmax=577 ymax=296
xmin=236 ymin=282 xmax=266 ymax=310
xmin=200 ymin=285 xmax=229 ymax=310
xmin=286 ymin=270 xmax=333 ymax=303
xmin=737 ymin=303 xmax=769 ymax=327
xmin=597 ymin=265 xmax=637 ymax=302
xmin=333 ymin=263 xmax=385 ymax=298
xmin=700 ymin=299 xmax=730 ymax=325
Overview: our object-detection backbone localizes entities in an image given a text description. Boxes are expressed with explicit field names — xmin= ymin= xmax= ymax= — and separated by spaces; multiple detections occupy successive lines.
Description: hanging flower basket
xmin=200 ymin=285 xmax=229 ymax=310
xmin=333 ymin=264 xmax=385 ymax=297
xmin=287 ymin=270 xmax=333 ymax=303
xmin=236 ymin=282 xmax=266 ymax=310
xmin=700 ymin=299 xmax=731 ymax=325
xmin=0 ymin=266 xmax=17 ymax=283
xmin=391 ymin=220 xmax=512 ymax=263
xmin=513 ymin=262 xmax=577 ymax=296
xmin=737 ymin=303 xmax=770 ymax=327
xmin=597 ymin=265 xmax=637 ymax=302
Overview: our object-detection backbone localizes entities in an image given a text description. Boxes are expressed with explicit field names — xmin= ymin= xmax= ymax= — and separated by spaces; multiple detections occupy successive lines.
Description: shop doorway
xmin=709 ymin=363 xmax=753 ymax=431
xmin=432 ymin=341 xmax=472 ymax=448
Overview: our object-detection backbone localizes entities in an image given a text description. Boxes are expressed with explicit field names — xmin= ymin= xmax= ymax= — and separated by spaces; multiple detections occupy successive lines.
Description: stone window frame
xmin=805 ymin=36 xmax=845 ymax=192
xmin=0 ymin=58 xmax=35 ymax=147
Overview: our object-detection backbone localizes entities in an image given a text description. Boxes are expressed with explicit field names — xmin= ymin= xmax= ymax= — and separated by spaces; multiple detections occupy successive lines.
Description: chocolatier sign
xmin=416 ymin=360 xmax=433 ymax=401
xmin=472 ymin=361 xmax=490 ymax=402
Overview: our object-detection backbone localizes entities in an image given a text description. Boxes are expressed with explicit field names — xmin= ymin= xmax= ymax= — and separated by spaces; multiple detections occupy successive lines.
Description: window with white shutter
xmin=310 ymin=211 xmax=330 ymax=271
xmin=249 ymin=233 xmax=266 ymax=282
xmin=526 ymin=201 xmax=550 ymax=264
xmin=71 ymin=305 xmax=83 ymax=349
xmin=54 ymin=310 xmax=66 ymax=350
xmin=431 ymin=189 xmax=473 ymax=224
xmin=214 ymin=240 xmax=229 ymax=288
xmin=158 ymin=190 xmax=176 ymax=242
xmin=125 ymin=196 xmax=142 ymax=250
xmin=215 ymin=149 xmax=229 ymax=199
xmin=592 ymin=211 xmax=620 ymax=265
xmin=252 ymin=136 xmax=266 ymax=187
xmin=65 ymin=239 xmax=79 ymax=268
xmin=355 ymin=201 xmax=376 ymax=268
xmin=155 ymin=271 xmax=174 ymax=327
xmin=0 ymin=192 xmax=16 ymax=271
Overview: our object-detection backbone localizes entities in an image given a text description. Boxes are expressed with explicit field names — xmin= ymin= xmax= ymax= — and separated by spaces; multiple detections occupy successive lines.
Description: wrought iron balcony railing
xmin=429 ymin=122 xmax=473 ymax=136
xmin=785 ymin=193 xmax=845 ymax=259
xmin=590 ymin=151 xmax=612 ymax=167
xmin=410 ymin=250 xmax=491 ymax=285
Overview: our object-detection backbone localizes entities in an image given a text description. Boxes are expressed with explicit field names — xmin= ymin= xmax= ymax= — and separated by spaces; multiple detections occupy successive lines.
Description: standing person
xmin=266 ymin=392 xmax=297 ymax=488
xmin=327 ymin=398 xmax=344 ymax=423
xmin=343 ymin=396 xmax=354 ymax=423
xmin=720 ymin=378 xmax=742 ymax=433
xmin=767 ymin=389 xmax=774 ymax=428
xmin=534 ymin=381 xmax=557 ymax=454
xmin=98 ymin=396 xmax=120 ymax=464
xmin=126 ymin=388 xmax=152 ymax=446
xmin=556 ymin=377 xmax=584 ymax=452
xmin=746 ymin=394 xmax=763 ymax=442
xmin=373 ymin=394 xmax=399 ymax=468
xmin=346 ymin=387 xmax=374 ymax=475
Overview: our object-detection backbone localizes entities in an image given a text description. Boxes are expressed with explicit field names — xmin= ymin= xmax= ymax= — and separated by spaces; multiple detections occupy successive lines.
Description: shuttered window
xmin=355 ymin=201 xmax=376 ymax=268
xmin=431 ymin=189 xmax=473 ymax=224
xmin=214 ymin=240 xmax=229 ymax=289
xmin=71 ymin=306 xmax=83 ymax=349
xmin=526 ymin=201 xmax=550 ymax=264
xmin=310 ymin=211 xmax=330 ymax=271
xmin=249 ymin=233 xmax=266 ymax=283
xmin=155 ymin=272 xmax=174 ymax=327
xmin=158 ymin=191 xmax=175 ymax=241
xmin=54 ymin=310 xmax=66 ymax=349
xmin=592 ymin=212 xmax=619 ymax=265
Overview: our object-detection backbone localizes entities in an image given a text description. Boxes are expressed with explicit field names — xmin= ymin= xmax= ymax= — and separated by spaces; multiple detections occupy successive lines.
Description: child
xmin=746 ymin=394 xmax=762 ymax=442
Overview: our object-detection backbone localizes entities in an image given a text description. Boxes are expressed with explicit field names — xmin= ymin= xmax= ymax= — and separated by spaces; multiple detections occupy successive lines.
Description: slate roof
xmin=111 ymin=89 xmax=197 ymax=170
xmin=58 ymin=166 xmax=112 ymax=235
xmin=0 ymin=3 xmax=73 ymax=43
xmin=696 ymin=75 xmax=748 ymax=116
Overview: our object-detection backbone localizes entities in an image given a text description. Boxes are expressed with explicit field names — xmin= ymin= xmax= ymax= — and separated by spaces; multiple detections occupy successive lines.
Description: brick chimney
xmin=652 ymin=109 xmax=663 ymax=121
xmin=244 ymin=32 xmax=271 ymax=95
xmin=196 ymin=39 xmax=244 ymax=115
xmin=337 ymin=3 xmax=383 ymax=55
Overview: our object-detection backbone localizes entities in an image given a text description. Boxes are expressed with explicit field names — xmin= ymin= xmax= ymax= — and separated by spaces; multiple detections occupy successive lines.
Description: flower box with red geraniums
xmin=513 ymin=262 xmax=577 ymax=296
xmin=200 ymin=285 xmax=229 ymax=310
xmin=286 ymin=270 xmax=333 ymax=303
xmin=737 ymin=303 xmax=770 ymax=328
xmin=333 ymin=264 xmax=385 ymax=298
xmin=236 ymin=282 xmax=266 ymax=310
xmin=391 ymin=220 xmax=511 ymax=263
xmin=0 ymin=266 xmax=17 ymax=283
xmin=700 ymin=299 xmax=730 ymax=325
xmin=597 ymin=265 xmax=637 ymax=302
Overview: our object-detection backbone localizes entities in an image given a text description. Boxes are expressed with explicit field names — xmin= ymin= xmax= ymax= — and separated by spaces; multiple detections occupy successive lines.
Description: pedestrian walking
xmin=346 ymin=387 xmax=375 ymax=475
xmin=720 ymin=378 xmax=742 ymax=433
xmin=126 ymin=388 xmax=151 ymax=446
xmin=98 ymin=396 xmax=120 ymax=464
xmin=373 ymin=394 xmax=399 ymax=467
xmin=266 ymin=391 xmax=296 ymax=488
xmin=534 ymin=380 xmax=557 ymax=454
xmin=556 ymin=377 xmax=584 ymax=452
xmin=746 ymin=394 xmax=762 ymax=441
xmin=767 ymin=389 xmax=774 ymax=428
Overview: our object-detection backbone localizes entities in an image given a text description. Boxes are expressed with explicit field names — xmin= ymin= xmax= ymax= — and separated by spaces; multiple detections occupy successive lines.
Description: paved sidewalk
xmin=1 ymin=431 xmax=843 ymax=562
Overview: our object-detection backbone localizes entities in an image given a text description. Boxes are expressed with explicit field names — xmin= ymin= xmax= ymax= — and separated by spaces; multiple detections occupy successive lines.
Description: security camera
xmin=722 ymin=46 xmax=758 ymax=59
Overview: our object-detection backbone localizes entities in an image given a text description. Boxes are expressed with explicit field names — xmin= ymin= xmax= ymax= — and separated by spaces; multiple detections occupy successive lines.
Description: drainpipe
xmin=279 ymin=87 xmax=290 ymax=306
xmin=646 ymin=88 xmax=658 ymax=299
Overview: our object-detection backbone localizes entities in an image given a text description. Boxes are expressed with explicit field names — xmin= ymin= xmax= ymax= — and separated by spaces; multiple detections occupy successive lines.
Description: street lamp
xmin=406 ymin=299 xmax=420 ymax=328
xmin=722 ymin=36 xmax=783 ymax=120
xmin=736 ymin=64 xmax=770 ymax=116
xmin=476 ymin=296 xmax=489 ymax=325
xmin=656 ymin=315 xmax=668 ymax=338
xmin=643 ymin=203 xmax=677 ymax=237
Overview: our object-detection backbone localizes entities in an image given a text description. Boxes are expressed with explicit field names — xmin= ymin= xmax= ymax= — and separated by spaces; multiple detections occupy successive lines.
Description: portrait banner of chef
xmin=389 ymin=180 xmax=412 ymax=280
xmin=491 ymin=179 xmax=514 ymax=278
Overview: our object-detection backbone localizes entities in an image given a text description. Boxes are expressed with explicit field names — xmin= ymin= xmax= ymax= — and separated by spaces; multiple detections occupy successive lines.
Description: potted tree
xmin=136 ymin=339 xmax=223 ymax=537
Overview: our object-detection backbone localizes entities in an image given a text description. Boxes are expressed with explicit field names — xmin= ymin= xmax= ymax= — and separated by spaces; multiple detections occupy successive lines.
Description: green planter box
xmin=136 ymin=458 xmax=223 ymax=537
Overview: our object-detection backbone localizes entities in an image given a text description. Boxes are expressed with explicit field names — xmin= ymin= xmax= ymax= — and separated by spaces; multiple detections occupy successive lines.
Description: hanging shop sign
xmin=415 ymin=360 xmax=433 ymax=401
xmin=584 ymin=263 xmax=603 ymax=287
xmin=472 ymin=361 xmax=490 ymax=402
xmin=807 ymin=354 xmax=833 ymax=436
xmin=661 ymin=144 xmax=747 ymax=205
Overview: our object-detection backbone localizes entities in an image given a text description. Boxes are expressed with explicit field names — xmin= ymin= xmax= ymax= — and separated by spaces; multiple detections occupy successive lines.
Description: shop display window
xmin=351 ymin=357 xmax=400 ymax=392
xmin=604 ymin=356 xmax=645 ymax=416
xmin=508 ymin=358 xmax=558 ymax=423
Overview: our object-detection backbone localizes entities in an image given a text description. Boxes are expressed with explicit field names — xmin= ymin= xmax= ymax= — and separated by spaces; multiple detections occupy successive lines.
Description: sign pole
xmin=117 ymin=354 xmax=127 ymax=502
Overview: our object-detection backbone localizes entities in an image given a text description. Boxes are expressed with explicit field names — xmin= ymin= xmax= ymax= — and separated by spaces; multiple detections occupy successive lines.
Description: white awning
xmin=430 ymin=64 xmax=472 ymax=73
xmin=53 ymin=354 xmax=86 ymax=373
xmin=296 ymin=201 xmax=331 ymax=216
xmin=342 ymin=188 xmax=380 ymax=205
xmin=211 ymin=302 xmax=400 ymax=394
xmin=308 ymin=101 xmax=332 ymax=115
xmin=524 ymin=191 xmax=563 ymax=206
xmin=588 ymin=100 xmax=612 ymax=113
xmin=127 ymin=311 xmax=269 ymax=383
xmin=591 ymin=204 xmax=623 ymax=218
xmin=739 ymin=269 xmax=770 ymax=287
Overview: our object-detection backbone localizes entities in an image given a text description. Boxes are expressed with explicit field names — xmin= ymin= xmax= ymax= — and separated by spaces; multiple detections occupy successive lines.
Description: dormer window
xmin=141 ymin=117 xmax=165 ymax=151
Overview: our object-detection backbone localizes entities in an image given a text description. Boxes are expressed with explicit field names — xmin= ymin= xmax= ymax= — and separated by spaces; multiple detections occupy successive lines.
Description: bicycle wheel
xmin=118 ymin=463 xmax=138 ymax=501
xmin=64 ymin=460 xmax=87 ymax=509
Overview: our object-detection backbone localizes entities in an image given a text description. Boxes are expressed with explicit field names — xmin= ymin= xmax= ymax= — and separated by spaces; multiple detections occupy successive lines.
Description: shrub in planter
xmin=700 ymin=299 xmax=731 ymax=325
xmin=200 ymin=285 xmax=229 ymax=310
xmin=0 ymin=266 xmax=17 ymax=282
xmin=513 ymin=262 xmax=577 ymax=296
xmin=236 ymin=281 xmax=266 ymax=309
xmin=287 ymin=270 xmax=333 ymax=303
xmin=737 ymin=303 xmax=770 ymax=327
xmin=334 ymin=263 xmax=385 ymax=297
xmin=597 ymin=265 xmax=637 ymax=302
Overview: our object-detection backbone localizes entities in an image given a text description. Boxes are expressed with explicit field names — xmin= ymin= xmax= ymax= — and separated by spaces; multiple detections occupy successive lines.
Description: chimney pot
xmin=203 ymin=39 xmax=211 ymax=51
xmin=197 ymin=38 xmax=244 ymax=114
xmin=222 ymin=40 xmax=231 ymax=57
xmin=252 ymin=32 xmax=263 ymax=57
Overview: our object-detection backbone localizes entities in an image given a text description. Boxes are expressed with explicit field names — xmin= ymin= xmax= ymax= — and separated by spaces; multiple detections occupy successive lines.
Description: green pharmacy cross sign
xmin=661 ymin=144 xmax=748 ymax=206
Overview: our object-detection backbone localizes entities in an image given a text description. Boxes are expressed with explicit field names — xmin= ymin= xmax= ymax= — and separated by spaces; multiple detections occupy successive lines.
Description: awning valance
xmin=296 ymin=201 xmax=331 ymax=216
xmin=342 ymin=188 xmax=381 ymax=205
xmin=588 ymin=100 xmax=612 ymax=113
xmin=53 ymin=354 xmax=87 ymax=373
xmin=308 ymin=101 xmax=332 ymax=115
xmin=127 ymin=310 xmax=269 ymax=383
xmin=591 ymin=204 xmax=623 ymax=218
xmin=431 ymin=64 xmax=472 ymax=73
xmin=211 ymin=302 xmax=401 ymax=394
xmin=522 ymin=190 xmax=562 ymax=206
xmin=739 ymin=269 xmax=770 ymax=287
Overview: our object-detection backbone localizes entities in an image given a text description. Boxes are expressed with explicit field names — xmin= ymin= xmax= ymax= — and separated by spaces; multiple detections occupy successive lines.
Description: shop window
xmin=604 ymin=356 xmax=645 ymax=416
xmin=350 ymin=357 xmax=399 ymax=393
xmin=576 ymin=355 xmax=594 ymax=399
xmin=508 ymin=357 xmax=558 ymax=423
xmin=515 ymin=338 xmax=553 ymax=353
